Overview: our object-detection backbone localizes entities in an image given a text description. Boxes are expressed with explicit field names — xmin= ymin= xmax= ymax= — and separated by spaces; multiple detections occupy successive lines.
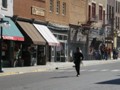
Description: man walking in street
xmin=73 ymin=47 xmax=84 ymax=77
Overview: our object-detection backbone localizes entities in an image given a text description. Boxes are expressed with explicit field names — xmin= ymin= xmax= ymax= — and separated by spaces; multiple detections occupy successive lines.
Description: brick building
xmin=14 ymin=0 xmax=46 ymax=21
xmin=13 ymin=0 xmax=60 ymax=65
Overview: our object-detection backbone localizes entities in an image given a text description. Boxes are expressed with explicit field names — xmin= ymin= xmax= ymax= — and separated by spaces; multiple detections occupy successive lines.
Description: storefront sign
xmin=32 ymin=6 xmax=45 ymax=16
xmin=2 ymin=35 xmax=24 ymax=41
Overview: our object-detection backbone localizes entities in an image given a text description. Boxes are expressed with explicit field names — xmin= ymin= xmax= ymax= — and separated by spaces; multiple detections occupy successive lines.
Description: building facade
xmin=0 ymin=0 xmax=25 ymax=67
xmin=14 ymin=0 xmax=45 ymax=21
xmin=114 ymin=0 xmax=120 ymax=50
xmin=45 ymin=0 xmax=69 ymax=62
xmin=87 ymin=0 xmax=106 ymax=59
xmin=45 ymin=0 xmax=88 ymax=61
xmin=68 ymin=0 xmax=88 ymax=60
xmin=0 ymin=0 xmax=13 ymax=17
xmin=13 ymin=0 xmax=61 ymax=66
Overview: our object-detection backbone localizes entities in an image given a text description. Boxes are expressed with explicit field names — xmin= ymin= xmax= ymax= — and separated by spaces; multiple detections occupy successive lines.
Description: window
xmin=64 ymin=36 xmax=67 ymax=40
xmin=118 ymin=2 xmax=120 ymax=13
xmin=99 ymin=6 xmax=103 ymax=20
xmin=88 ymin=5 xmax=91 ymax=20
xmin=50 ymin=0 xmax=54 ymax=12
xmin=92 ymin=3 xmax=96 ymax=18
xmin=109 ymin=6 xmax=111 ymax=20
xmin=103 ymin=10 xmax=105 ymax=23
xmin=116 ymin=16 xmax=118 ymax=29
xmin=58 ymin=35 xmax=62 ymax=40
xmin=108 ymin=5 xmax=112 ymax=20
xmin=62 ymin=2 xmax=66 ymax=15
xmin=107 ymin=4 xmax=109 ymax=20
xmin=116 ymin=1 xmax=118 ymax=13
xmin=111 ymin=6 xmax=114 ymax=20
xmin=2 ymin=0 xmax=7 ymax=8
xmin=56 ymin=0 xmax=60 ymax=14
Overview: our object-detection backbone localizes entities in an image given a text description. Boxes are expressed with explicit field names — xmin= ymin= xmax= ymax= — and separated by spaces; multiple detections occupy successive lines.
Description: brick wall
xmin=45 ymin=0 xmax=69 ymax=25
xmin=69 ymin=0 xmax=88 ymax=25
xmin=14 ymin=0 xmax=45 ymax=21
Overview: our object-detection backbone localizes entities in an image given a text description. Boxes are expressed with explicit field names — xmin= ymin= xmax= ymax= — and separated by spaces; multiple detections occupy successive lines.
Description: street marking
xmin=100 ymin=69 xmax=109 ymax=72
xmin=111 ymin=69 xmax=120 ymax=72
xmin=81 ymin=70 xmax=86 ymax=71
xmin=54 ymin=69 xmax=120 ymax=73
xmin=88 ymin=69 xmax=97 ymax=72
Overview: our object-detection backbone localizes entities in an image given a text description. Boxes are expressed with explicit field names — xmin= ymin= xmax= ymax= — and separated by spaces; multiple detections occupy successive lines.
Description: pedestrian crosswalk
xmin=54 ymin=69 xmax=120 ymax=73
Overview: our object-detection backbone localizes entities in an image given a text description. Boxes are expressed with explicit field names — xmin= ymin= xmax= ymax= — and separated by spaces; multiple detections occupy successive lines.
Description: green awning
xmin=2 ymin=17 xmax=24 ymax=41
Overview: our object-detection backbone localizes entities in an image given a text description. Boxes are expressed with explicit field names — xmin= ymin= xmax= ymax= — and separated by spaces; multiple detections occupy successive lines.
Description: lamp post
xmin=0 ymin=14 xmax=4 ymax=72
xmin=0 ymin=14 xmax=10 ymax=72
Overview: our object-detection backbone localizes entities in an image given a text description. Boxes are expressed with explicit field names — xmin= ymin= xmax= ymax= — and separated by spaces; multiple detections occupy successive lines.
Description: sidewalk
xmin=0 ymin=59 xmax=120 ymax=77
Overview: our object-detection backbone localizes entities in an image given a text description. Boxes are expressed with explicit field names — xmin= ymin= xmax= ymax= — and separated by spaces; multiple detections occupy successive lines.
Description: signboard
xmin=32 ymin=6 xmax=45 ymax=16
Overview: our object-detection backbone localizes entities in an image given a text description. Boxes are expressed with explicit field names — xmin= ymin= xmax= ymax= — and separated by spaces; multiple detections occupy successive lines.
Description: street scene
xmin=0 ymin=60 xmax=120 ymax=90
xmin=1 ymin=0 xmax=120 ymax=90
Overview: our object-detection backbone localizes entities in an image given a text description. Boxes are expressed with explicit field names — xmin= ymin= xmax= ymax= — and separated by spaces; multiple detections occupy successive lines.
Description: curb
xmin=0 ymin=60 xmax=120 ymax=77
xmin=0 ymin=68 xmax=49 ymax=77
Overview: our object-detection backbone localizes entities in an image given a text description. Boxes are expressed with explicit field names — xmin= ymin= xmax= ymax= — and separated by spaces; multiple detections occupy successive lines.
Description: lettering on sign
xmin=32 ymin=6 xmax=45 ymax=16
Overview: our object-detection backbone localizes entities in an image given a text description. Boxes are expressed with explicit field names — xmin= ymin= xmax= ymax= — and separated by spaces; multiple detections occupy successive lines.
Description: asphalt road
xmin=0 ymin=62 xmax=120 ymax=90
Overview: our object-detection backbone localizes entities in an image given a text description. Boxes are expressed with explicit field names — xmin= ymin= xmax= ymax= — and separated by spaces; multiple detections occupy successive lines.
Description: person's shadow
xmin=96 ymin=78 xmax=120 ymax=85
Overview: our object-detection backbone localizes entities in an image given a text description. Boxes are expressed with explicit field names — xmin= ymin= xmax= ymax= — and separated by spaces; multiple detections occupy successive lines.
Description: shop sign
xmin=2 ymin=35 xmax=24 ymax=41
xmin=32 ymin=6 xmax=45 ymax=16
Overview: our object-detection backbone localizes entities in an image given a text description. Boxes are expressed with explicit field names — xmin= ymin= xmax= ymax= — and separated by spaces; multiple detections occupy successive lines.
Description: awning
xmin=2 ymin=17 xmax=24 ymax=41
xmin=17 ymin=21 xmax=46 ymax=45
xmin=33 ymin=24 xmax=60 ymax=46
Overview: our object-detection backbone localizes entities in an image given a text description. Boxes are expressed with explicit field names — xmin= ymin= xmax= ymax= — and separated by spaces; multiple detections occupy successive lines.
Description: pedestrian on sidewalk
xmin=73 ymin=47 xmax=84 ymax=77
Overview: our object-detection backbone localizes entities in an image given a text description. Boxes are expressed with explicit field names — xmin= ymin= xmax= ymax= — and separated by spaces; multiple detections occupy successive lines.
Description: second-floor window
xmin=50 ymin=0 xmax=54 ymax=12
xmin=92 ymin=3 xmax=96 ymax=18
xmin=99 ymin=6 xmax=103 ymax=20
xmin=62 ymin=2 xmax=66 ymax=15
xmin=56 ymin=0 xmax=60 ymax=14
xmin=116 ymin=1 xmax=118 ymax=13
xmin=88 ymin=5 xmax=91 ymax=20
xmin=103 ymin=10 xmax=105 ymax=22
xmin=2 ymin=0 xmax=7 ymax=8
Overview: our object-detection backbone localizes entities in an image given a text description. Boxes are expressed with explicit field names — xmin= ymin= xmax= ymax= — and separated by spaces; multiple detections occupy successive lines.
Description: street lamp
xmin=0 ymin=14 xmax=10 ymax=72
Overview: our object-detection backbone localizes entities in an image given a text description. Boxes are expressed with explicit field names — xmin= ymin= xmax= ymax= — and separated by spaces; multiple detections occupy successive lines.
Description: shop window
xmin=51 ymin=47 xmax=55 ymax=56
xmin=58 ymin=35 xmax=62 ymax=40
xmin=2 ymin=0 xmax=7 ymax=8
xmin=64 ymin=36 xmax=67 ymax=40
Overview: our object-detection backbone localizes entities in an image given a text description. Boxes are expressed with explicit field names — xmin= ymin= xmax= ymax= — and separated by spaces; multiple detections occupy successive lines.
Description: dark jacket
xmin=73 ymin=51 xmax=84 ymax=64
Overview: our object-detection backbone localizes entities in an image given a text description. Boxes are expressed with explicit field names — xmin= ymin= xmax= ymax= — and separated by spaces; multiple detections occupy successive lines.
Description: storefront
xmin=46 ymin=23 xmax=69 ymax=62
xmin=2 ymin=17 xmax=24 ymax=67
xmin=33 ymin=24 xmax=60 ymax=62
xmin=16 ymin=21 xmax=46 ymax=66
